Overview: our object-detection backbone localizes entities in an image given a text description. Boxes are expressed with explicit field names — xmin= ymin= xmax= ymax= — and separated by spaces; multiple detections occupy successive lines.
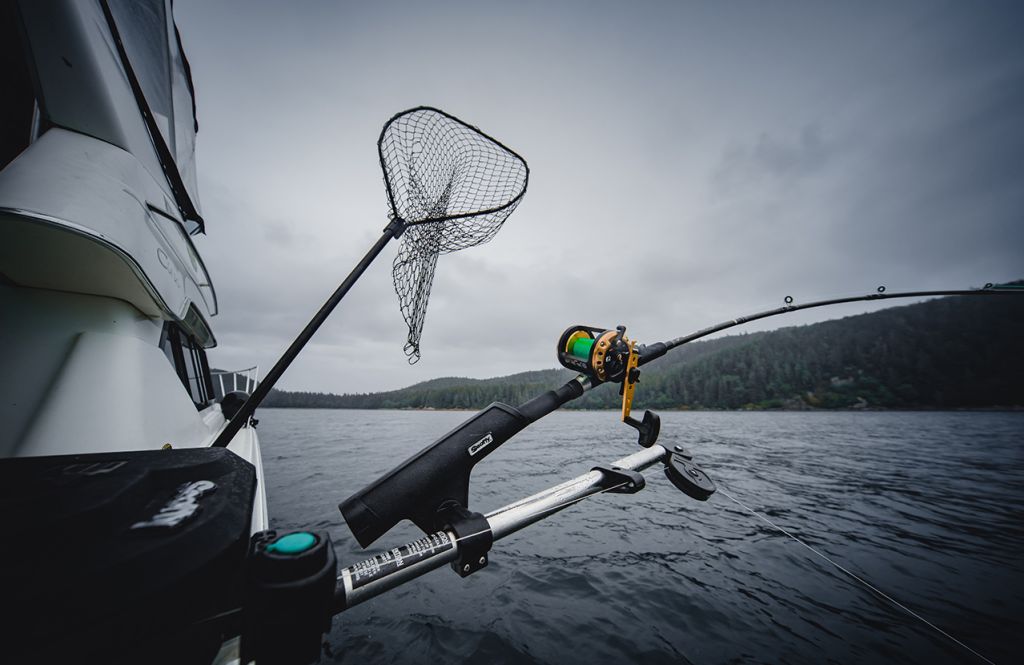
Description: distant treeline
xmin=263 ymin=293 xmax=1024 ymax=411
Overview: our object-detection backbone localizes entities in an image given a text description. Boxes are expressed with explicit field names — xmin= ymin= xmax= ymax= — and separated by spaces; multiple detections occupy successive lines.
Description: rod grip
xmin=517 ymin=380 xmax=584 ymax=421
xmin=637 ymin=342 xmax=667 ymax=366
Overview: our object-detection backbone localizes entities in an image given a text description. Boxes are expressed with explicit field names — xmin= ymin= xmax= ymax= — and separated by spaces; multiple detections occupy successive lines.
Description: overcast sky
xmin=174 ymin=0 xmax=1023 ymax=394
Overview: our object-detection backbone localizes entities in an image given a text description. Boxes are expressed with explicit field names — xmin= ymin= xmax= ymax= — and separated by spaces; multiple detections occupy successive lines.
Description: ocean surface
xmin=258 ymin=409 xmax=1024 ymax=664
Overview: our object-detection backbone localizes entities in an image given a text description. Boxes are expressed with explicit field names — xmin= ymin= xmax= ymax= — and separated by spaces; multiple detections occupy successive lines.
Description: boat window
xmin=105 ymin=0 xmax=204 ymax=235
xmin=169 ymin=20 xmax=200 ymax=219
xmin=180 ymin=333 xmax=211 ymax=407
xmin=160 ymin=323 xmax=214 ymax=410
xmin=0 ymin=1 xmax=37 ymax=172
xmin=106 ymin=0 xmax=174 ymax=151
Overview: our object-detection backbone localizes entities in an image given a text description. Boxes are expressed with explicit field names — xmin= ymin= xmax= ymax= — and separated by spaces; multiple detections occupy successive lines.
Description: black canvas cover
xmin=0 ymin=447 xmax=255 ymax=663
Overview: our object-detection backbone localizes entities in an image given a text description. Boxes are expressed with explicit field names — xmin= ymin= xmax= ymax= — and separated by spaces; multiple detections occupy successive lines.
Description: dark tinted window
xmin=106 ymin=0 xmax=202 ymax=233
xmin=106 ymin=0 xmax=173 ymax=148
xmin=0 ymin=2 xmax=37 ymax=171
xmin=160 ymin=323 xmax=213 ymax=409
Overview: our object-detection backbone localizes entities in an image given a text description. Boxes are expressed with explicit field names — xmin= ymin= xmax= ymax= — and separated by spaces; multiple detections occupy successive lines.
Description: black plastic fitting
xmin=242 ymin=530 xmax=338 ymax=665
xmin=340 ymin=379 xmax=587 ymax=548
xmin=438 ymin=503 xmax=493 ymax=577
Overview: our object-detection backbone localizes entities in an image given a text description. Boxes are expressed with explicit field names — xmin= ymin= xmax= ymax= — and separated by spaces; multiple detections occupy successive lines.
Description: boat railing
xmin=210 ymin=366 xmax=260 ymax=400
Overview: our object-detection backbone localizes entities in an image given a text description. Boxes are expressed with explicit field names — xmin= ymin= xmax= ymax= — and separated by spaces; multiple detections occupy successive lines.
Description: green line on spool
xmin=571 ymin=337 xmax=595 ymax=359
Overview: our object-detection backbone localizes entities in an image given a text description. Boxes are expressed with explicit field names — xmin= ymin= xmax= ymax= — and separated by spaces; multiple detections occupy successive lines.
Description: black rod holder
xmin=212 ymin=220 xmax=404 ymax=448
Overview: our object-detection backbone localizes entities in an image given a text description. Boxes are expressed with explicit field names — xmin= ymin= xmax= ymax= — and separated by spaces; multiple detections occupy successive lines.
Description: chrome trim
xmin=486 ymin=445 xmax=667 ymax=540
xmin=0 ymin=206 xmax=171 ymax=315
xmin=211 ymin=366 xmax=260 ymax=400
xmin=0 ymin=205 xmax=218 ymax=346
xmin=341 ymin=530 xmax=459 ymax=610
xmin=145 ymin=202 xmax=219 ymax=316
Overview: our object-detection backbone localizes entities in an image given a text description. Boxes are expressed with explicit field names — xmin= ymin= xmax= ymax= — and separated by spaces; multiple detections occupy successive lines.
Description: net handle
xmin=212 ymin=220 xmax=404 ymax=448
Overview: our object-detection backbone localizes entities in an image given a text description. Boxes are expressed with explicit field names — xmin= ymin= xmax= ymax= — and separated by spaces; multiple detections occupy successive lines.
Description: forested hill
xmin=263 ymin=293 xmax=1024 ymax=410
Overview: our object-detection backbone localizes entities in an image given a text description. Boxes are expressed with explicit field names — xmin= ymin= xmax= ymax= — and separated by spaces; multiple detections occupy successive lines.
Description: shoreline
xmin=261 ymin=405 xmax=1024 ymax=412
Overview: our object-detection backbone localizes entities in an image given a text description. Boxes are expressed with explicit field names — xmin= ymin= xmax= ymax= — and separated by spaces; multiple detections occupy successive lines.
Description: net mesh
xmin=379 ymin=107 xmax=528 ymax=363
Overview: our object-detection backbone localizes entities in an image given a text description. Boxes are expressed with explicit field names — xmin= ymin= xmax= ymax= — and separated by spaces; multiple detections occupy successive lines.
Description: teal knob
xmin=266 ymin=531 xmax=317 ymax=555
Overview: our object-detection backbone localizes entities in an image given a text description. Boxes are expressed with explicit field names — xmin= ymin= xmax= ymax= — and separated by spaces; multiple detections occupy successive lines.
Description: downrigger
xmin=338 ymin=321 xmax=717 ymax=568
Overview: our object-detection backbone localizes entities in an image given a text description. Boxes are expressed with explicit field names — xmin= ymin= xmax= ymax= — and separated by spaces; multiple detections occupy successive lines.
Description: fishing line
xmin=716 ymin=486 xmax=996 ymax=665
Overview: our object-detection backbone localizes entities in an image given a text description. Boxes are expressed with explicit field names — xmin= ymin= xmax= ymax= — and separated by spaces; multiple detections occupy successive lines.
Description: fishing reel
xmin=557 ymin=324 xmax=659 ymax=447
xmin=557 ymin=325 xmax=637 ymax=384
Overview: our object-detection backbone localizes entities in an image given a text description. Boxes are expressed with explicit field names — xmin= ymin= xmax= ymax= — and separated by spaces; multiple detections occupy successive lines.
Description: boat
xmin=1 ymin=1 xmax=266 ymax=662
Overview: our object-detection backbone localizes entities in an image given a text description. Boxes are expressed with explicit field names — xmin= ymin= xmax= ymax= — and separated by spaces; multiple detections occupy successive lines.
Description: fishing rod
xmin=661 ymin=283 xmax=1024 ymax=350
xmin=338 ymin=281 xmax=1024 ymax=549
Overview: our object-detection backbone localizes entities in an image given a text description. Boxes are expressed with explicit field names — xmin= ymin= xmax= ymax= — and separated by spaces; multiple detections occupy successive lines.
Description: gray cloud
xmin=174 ymin=0 xmax=1024 ymax=394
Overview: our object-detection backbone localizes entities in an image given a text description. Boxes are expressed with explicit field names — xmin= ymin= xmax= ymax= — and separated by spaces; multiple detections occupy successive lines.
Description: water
xmin=259 ymin=409 xmax=1024 ymax=664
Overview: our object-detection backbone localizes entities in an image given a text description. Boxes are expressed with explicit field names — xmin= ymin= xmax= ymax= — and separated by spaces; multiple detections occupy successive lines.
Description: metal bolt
xmin=479 ymin=557 xmax=486 ymax=565
xmin=463 ymin=564 xmax=470 ymax=573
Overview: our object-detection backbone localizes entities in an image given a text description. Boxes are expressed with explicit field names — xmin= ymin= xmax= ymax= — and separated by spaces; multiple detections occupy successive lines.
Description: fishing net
xmin=379 ymin=107 xmax=529 ymax=363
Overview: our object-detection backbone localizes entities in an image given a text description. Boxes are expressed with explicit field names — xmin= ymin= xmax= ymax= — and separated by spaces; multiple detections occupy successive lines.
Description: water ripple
xmin=260 ymin=409 xmax=1024 ymax=664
